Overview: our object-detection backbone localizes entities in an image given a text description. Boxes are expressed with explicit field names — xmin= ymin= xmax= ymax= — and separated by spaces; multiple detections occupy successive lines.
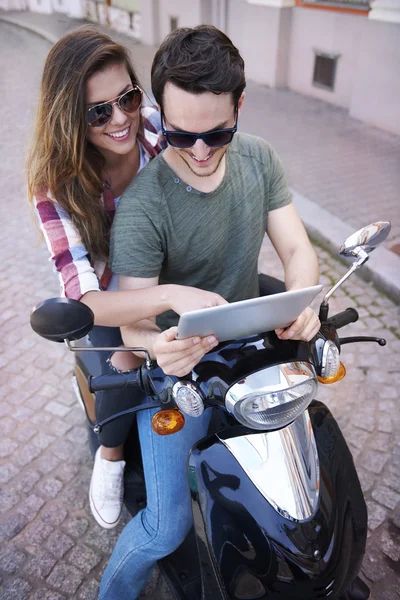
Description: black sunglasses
xmin=161 ymin=109 xmax=238 ymax=149
xmin=87 ymin=86 xmax=143 ymax=128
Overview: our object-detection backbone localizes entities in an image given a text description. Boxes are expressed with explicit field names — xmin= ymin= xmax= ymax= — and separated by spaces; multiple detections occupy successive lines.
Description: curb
xmin=1 ymin=11 xmax=399 ymax=303
xmin=0 ymin=12 xmax=59 ymax=44
xmin=293 ymin=189 xmax=400 ymax=303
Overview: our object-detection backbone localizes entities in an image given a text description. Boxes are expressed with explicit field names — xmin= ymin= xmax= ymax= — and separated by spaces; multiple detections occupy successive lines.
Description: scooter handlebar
xmin=88 ymin=370 xmax=140 ymax=393
xmin=328 ymin=308 xmax=359 ymax=330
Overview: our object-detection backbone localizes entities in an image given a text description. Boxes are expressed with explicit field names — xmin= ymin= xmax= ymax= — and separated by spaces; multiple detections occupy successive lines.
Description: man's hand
xmin=153 ymin=327 xmax=219 ymax=376
xmin=168 ymin=286 xmax=228 ymax=315
xmin=275 ymin=307 xmax=320 ymax=342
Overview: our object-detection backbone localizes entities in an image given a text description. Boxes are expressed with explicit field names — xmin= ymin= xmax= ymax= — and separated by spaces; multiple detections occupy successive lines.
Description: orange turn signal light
xmin=318 ymin=362 xmax=346 ymax=385
xmin=152 ymin=409 xmax=185 ymax=435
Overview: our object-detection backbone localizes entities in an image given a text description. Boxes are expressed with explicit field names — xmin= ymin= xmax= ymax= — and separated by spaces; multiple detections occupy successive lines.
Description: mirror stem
xmin=322 ymin=248 xmax=369 ymax=306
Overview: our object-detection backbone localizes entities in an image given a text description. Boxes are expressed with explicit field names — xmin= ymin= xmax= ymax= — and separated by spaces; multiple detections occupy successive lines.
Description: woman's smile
xmin=105 ymin=125 xmax=131 ymax=142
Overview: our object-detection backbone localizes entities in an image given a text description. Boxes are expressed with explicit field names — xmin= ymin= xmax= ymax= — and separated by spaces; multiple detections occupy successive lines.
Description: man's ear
xmin=237 ymin=92 xmax=245 ymax=117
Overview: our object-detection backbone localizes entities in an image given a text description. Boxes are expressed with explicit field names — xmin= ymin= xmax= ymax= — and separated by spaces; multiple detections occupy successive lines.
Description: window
xmin=312 ymin=52 xmax=340 ymax=91
xmin=170 ymin=16 xmax=178 ymax=31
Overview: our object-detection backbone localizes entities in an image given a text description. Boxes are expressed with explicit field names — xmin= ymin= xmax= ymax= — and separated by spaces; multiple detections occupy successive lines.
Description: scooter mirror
xmin=30 ymin=298 xmax=94 ymax=343
xmin=339 ymin=221 xmax=391 ymax=258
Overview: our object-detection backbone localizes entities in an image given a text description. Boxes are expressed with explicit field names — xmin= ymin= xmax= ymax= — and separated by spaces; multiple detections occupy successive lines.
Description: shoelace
xmin=97 ymin=462 xmax=124 ymax=503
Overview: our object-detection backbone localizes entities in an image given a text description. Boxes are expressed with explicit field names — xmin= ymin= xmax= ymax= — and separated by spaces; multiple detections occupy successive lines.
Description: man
xmin=110 ymin=25 xmax=319 ymax=374
xmin=100 ymin=25 xmax=320 ymax=599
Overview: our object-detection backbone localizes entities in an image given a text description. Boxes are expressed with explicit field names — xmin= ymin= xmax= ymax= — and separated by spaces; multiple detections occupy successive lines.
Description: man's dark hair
xmin=151 ymin=25 xmax=246 ymax=110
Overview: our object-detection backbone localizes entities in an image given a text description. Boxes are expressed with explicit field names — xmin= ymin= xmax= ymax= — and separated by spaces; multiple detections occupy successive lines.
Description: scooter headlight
xmin=172 ymin=381 xmax=204 ymax=417
xmin=225 ymin=362 xmax=317 ymax=431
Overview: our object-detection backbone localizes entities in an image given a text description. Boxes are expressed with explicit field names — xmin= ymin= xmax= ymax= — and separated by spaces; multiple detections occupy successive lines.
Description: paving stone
xmin=10 ymin=469 xmax=41 ymax=493
xmin=0 ymin=489 xmax=21 ymax=513
xmin=24 ymin=547 xmax=58 ymax=578
xmin=40 ymin=384 xmax=60 ymax=399
xmin=58 ymin=484 xmax=87 ymax=510
xmin=35 ymin=477 xmax=64 ymax=499
xmin=0 ymin=438 xmax=19 ymax=458
xmin=0 ymin=545 xmax=27 ymax=574
xmin=11 ymin=424 xmax=38 ymax=443
xmin=371 ymin=486 xmax=400 ymax=510
xmin=77 ymin=578 xmax=101 ymax=600
xmin=31 ymin=431 xmax=57 ymax=450
xmin=360 ymin=451 xmax=389 ymax=475
xmin=18 ymin=520 xmax=54 ymax=547
xmin=357 ymin=469 xmax=376 ymax=493
xmin=45 ymin=401 xmax=71 ymax=418
xmin=56 ymin=461 xmax=81 ymax=483
xmin=366 ymin=500 xmax=388 ymax=531
xmin=40 ymin=503 xmax=68 ymax=527
xmin=84 ymin=526 xmax=121 ymax=554
xmin=45 ymin=531 xmax=75 ymax=559
xmin=46 ymin=563 xmax=86 ymax=594
xmin=13 ymin=443 xmax=42 ymax=467
xmin=34 ymin=453 xmax=61 ymax=475
xmin=380 ymin=529 xmax=400 ymax=562
xmin=378 ymin=414 xmax=393 ymax=433
xmin=0 ymin=463 xmax=19 ymax=485
xmin=0 ymin=576 xmax=32 ymax=600
xmin=17 ymin=494 xmax=46 ymax=521
xmin=370 ymin=432 xmax=392 ymax=453
xmin=67 ymin=544 xmax=102 ymax=575
xmin=62 ymin=516 xmax=89 ymax=538
xmin=0 ymin=513 xmax=28 ymax=541
xmin=2 ymin=416 xmax=18 ymax=437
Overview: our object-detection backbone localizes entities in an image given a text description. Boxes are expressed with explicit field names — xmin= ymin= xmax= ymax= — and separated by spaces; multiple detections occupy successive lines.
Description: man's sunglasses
xmin=161 ymin=109 xmax=238 ymax=149
xmin=87 ymin=86 xmax=143 ymax=128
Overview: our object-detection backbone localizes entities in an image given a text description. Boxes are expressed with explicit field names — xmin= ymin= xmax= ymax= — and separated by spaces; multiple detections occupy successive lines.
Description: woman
xmin=27 ymin=27 xmax=224 ymax=530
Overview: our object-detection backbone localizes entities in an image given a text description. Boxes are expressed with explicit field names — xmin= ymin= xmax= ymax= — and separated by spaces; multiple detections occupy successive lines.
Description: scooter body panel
xmin=189 ymin=400 xmax=367 ymax=599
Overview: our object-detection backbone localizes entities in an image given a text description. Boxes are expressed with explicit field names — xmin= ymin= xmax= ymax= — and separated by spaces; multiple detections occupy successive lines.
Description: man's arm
xmin=267 ymin=203 xmax=320 ymax=341
xmin=119 ymin=275 xmax=219 ymax=376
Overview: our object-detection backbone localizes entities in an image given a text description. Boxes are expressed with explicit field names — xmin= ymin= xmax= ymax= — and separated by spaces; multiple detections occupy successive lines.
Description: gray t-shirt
xmin=110 ymin=132 xmax=292 ymax=330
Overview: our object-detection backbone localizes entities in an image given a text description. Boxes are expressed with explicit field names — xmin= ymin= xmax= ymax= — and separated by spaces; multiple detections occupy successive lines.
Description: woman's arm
xmin=81 ymin=284 xmax=227 ymax=327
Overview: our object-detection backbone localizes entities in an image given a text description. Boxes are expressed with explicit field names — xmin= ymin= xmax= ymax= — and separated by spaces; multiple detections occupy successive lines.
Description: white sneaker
xmin=89 ymin=447 xmax=125 ymax=529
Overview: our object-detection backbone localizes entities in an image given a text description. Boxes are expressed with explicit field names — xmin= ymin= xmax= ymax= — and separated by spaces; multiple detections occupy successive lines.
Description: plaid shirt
xmin=34 ymin=107 xmax=163 ymax=300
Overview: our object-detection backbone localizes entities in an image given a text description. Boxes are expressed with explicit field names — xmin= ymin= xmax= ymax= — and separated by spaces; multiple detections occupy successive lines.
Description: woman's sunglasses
xmin=161 ymin=109 xmax=238 ymax=149
xmin=87 ymin=86 xmax=143 ymax=128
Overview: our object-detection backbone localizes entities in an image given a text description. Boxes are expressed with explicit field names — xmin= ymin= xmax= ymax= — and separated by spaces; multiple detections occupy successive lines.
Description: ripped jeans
xmin=88 ymin=326 xmax=145 ymax=448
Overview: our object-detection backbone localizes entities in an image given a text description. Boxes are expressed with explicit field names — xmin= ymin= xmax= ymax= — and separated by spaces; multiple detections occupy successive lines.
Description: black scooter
xmin=30 ymin=221 xmax=390 ymax=600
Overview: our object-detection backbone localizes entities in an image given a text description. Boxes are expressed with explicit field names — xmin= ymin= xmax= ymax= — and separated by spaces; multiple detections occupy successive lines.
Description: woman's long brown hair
xmin=27 ymin=26 xmax=141 ymax=261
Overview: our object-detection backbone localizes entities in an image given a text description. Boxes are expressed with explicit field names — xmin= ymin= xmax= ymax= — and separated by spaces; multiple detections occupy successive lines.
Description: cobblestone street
xmin=0 ymin=20 xmax=399 ymax=600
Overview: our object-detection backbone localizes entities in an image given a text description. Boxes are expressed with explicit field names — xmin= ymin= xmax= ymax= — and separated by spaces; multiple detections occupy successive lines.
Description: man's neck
xmin=163 ymin=147 xmax=227 ymax=194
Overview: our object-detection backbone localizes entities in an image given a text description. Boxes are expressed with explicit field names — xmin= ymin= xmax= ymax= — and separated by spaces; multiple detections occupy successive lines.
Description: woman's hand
xmin=275 ymin=307 xmax=320 ymax=342
xmin=152 ymin=327 xmax=219 ymax=376
xmin=168 ymin=285 xmax=228 ymax=315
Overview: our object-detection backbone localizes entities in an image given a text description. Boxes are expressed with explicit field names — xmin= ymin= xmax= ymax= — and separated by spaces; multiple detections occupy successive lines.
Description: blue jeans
xmin=99 ymin=406 xmax=212 ymax=600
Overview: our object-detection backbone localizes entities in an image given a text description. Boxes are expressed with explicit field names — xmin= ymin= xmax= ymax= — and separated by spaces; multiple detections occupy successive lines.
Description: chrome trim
xmin=225 ymin=361 xmax=316 ymax=416
xmin=320 ymin=340 xmax=340 ymax=379
xmin=218 ymin=410 xmax=320 ymax=522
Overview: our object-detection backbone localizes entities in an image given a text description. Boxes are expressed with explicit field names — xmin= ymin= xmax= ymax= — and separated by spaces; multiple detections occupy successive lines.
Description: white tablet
xmin=176 ymin=285 xmax=323 ymax=342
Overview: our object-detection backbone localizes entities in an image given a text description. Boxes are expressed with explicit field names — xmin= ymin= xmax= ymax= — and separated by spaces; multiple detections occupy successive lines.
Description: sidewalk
xmin=1 ymin=9 xmax=399 ymax=303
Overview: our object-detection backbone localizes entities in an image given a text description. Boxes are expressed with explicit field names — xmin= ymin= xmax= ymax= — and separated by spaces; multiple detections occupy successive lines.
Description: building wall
xmin=157 ymin=0 xmax=202 ymax=41
xmin=349 ymin=20 xmax=400 ymax=135
xmin=227 ymin=0 xmax=291 ymax=87
xmin=287 ymin=7 xmax=366 ymax=109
